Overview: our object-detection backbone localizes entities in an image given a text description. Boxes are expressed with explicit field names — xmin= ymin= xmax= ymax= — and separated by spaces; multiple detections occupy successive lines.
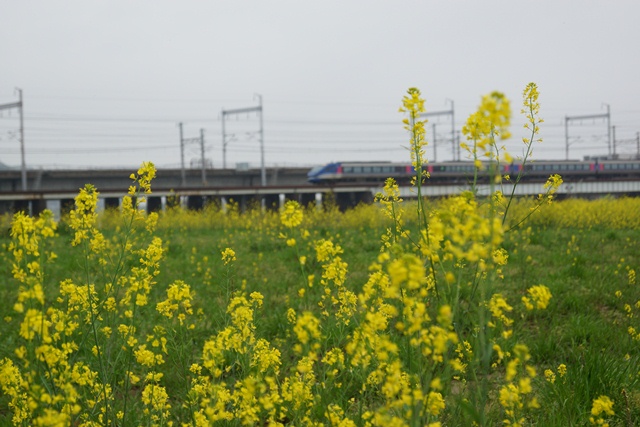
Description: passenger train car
xmin=307 ymin=159 xmax=640 ymax=185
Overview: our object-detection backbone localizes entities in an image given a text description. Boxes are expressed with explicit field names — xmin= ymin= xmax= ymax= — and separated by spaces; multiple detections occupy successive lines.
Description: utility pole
xmin=612 ymin=125 xmax=616 ymax=157
xmin=447 ymin=99 xmax=455 ymax=161
xmin=564 ymin=105 xmax=611 ymax=160
xmin=432 ymin=123 xmax=437 ymax=163
xmin=256 ymin=94 xmax=265 ymax=187
xmin=420 ymin=101 xmax=455 ymax=161
xmin=221 ymin=96 xmax=266 ymax=186
xmin=18 ymin=89 xmax=26 ymax=190
xmin=0 ymin=89 xmax=26 ymax=190
xmin=179 ymin=122 xmax=185 ymax=186
xmin=221 ymin=114 xmax=227 ymax=169
xmin=200 ymin=128 xmax=206 ymax=185
xmin=179 ymin=123 xmax=208 ymax=186
xmin=605 ymin=104 xmax=611 ymax=155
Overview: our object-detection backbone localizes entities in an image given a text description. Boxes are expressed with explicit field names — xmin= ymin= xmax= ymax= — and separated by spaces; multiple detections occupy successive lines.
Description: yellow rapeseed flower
xmin=522 ymin=285 xmax=552 ymax=310
xmin=221 ymin=248 xmax=237 ymax=265
xmin=590 ymin=395 xmax=614 ymax=425
xmin=280 ymin=200 xmax=303 ymax=228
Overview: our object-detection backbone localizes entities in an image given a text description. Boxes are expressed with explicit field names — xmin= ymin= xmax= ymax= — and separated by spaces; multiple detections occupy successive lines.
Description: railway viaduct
xmin=0 ymin=166 xmax=373 ymax=215
xmin=1 ymin=165 xmax=640 ymax=216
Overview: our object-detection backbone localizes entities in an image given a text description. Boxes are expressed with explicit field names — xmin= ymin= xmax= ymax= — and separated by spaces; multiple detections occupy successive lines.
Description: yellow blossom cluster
xmin=522 ymin=284 xmax=552 ymax=310
xmin=461 ymin=90 xmax=512 ymax=172
xmin=156 ymin=280 xmax=194 ymax=326
xmin=399 ymin=87 xmax=428 ymax=173
xmin=280 ymin=200 xmax=304 ymax=228
xmin=589 ymin=395 xmax=615 ymax=426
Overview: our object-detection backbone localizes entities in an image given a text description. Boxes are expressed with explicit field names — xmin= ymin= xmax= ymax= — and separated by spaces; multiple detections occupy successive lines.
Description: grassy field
xmin=0 ymin=85 xmax=638 ymax=426
xmin=0 ymin=195 xmax=639 ymax=426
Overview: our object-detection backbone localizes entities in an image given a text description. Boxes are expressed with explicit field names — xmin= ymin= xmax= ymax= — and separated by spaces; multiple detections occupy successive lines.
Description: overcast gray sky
xmin=1 ymin=0 xmax=639 ymax=170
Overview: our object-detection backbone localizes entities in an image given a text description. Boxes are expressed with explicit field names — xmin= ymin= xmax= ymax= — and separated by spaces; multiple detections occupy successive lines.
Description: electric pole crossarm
xmin=0 ymin=102 xmax=21 ymax=111
xmin=419 ymin=110 xmax=453 ymax=118
xmin=222 ymin=106 xmax=262 ymax=116
xmin=566 ymin=113 xmax=609 ymax=122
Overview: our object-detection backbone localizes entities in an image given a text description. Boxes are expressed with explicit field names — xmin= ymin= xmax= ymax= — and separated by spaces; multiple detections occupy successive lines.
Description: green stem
xmin=410 ymin=112 xmax=438 ymax=296
xmin=502 ymin=100 xmax=538 ymax=226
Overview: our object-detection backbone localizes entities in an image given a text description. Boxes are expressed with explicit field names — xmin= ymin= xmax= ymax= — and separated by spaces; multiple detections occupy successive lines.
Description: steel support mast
xmin=564 ymin=104 xmax=611 ymax=160
xmin=420 ymin=100 xmax=455 ymax=161
xmin=0 ymin=89 xmax=26 ymax=190
xmin=221 ymin=96 xmax=266 ymax=186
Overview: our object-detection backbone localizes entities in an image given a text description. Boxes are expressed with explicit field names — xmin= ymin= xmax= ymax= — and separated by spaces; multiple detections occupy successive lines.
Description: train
xmin=307 ymin=158 xmax=640 ymax=185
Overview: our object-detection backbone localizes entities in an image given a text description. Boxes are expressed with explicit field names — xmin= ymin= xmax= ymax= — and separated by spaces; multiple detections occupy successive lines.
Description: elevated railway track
xmin=1 ymin=178 xmax=639 ymax=217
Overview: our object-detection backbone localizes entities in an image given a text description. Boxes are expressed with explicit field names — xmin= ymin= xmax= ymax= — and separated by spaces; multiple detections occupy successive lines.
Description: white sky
xmin=1 ymin=0 xmax=639 ymax=170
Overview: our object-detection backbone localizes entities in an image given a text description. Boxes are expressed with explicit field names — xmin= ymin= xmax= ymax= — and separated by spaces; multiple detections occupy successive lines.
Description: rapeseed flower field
xmin=0 ymin=84 xmax=638 ymax=426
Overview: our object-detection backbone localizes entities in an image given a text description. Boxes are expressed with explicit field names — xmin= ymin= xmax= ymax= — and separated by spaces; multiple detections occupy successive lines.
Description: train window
xmin=353 ymin=167 xmax=362 ymax=173
xmin=344 ymin=167 xmax=353 ymax=173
